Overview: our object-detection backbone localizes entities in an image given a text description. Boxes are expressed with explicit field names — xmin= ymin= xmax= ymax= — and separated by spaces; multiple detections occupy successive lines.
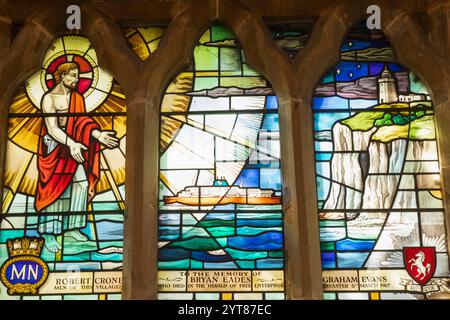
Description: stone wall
xmin=0 ymin=0 xmax=449 ymax=299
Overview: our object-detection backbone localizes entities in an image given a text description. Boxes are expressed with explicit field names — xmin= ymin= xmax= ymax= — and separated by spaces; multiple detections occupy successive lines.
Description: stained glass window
xmin=158 ymin=24 xmax=285 ymax=300
xmin=313 ymin=22 xmax=449 ymax=300
xmin=270 ymin=21 xmax=314 ymax=58
xmin=123 ymin=27 xmax=165 ymax=61
xmin=0 ymin=35 xmax=126 ymax=300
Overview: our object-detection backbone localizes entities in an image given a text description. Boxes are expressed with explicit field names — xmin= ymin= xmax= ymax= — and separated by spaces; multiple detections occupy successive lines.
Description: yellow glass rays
xmin=4 ymin=36 xmax=127 ymax=210
xmin=123 ymin=27 xmax=165 ymax=61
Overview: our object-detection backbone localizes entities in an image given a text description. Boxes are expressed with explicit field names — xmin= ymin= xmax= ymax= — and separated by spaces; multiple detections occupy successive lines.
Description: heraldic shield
xmin=403 ymin=247 xmax=436 ymax=285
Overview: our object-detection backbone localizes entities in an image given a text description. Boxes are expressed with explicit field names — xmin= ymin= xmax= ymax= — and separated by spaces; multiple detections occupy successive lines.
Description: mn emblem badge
xmin=0 ymin=237 xmax=49 ymax=295
xmin=403 ymin=247 xmax=436 ymax=285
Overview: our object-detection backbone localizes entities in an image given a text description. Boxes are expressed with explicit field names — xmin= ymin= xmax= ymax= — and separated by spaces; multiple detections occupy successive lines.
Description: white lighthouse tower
xmin=378 ymin=66 xmax=398 ymax=103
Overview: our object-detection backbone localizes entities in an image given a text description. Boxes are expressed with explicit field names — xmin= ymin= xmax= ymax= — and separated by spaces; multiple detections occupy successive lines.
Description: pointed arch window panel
xmin=0 ymin=35 xmax=126 ymax=300
xmin=312 ymin=22 xmax=449 ymax=300
xmin=158 ymin=24 xmax=285 ymax=300
xmin=269 ymin=20 xmax=314 ymax=58
xmin=123 ymin=27 xmax=166 ymax=61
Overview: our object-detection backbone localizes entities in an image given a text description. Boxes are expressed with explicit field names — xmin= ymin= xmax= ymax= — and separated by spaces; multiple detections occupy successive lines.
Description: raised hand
xmin=97 ymin=130 xmax=119 ymax=148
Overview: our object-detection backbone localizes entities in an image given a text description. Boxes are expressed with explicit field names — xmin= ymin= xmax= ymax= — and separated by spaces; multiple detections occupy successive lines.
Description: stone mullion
xmin=291 ymin=0 xmax=365 ymax=299
xmin=121 ymin=95 xmax=160 ymax=299
xmin=283 ymin=95 xmax=324 ymax=299
xmin=118 ymin=0 xmax=216 ymax=299
xmin=219 ymin=0 xmax=324 ymax=299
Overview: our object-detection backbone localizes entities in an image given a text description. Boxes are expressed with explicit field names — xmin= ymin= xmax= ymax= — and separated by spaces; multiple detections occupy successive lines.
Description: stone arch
xmin=217 ymin=0 xmax=292 ymax=98
xmin=0 ymin=8 xmax=130 ymax=299
xmin=119 ymin=0 xmax=308 ymax=299
xmin=0 ymin=16 xmax=12 ymax=59
xmin=81 ymin=3 xmax=141 ymax=96
xmin=0 ymin=0 xmax=445 ymax=301
xmin=116 ymin=1 xmax=217 ymax=300
xmin=310 ymin=16 xmax=450 ymax=300
xmin=286 ymin=0 xmax=368 ymax=299
xmin=217 ymin=0 xmax=326 ymax=300
xmin=0 ymin=2 xmax=136 ymax=190
xmin=379 ymin=1 xmax=448 ymax=101
xmin=155 ymin=17 xmax=291 ymax=299
xmin=295 ymin=0 xmax=450 ymax=299
xmin=294 ymin=0 xmax=366 ymax=100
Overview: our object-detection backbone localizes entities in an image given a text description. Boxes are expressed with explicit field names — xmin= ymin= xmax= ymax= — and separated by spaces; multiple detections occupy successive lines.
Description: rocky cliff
xmin=321 ymin=102 xmax=437 ymax=219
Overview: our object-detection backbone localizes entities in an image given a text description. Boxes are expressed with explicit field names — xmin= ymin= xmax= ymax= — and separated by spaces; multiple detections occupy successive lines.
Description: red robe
xmin=35 ymin=91 xmax=100 ymax=212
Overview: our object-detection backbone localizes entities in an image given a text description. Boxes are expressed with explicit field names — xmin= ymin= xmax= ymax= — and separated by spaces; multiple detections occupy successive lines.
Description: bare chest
xmin=51 ymin=94 xmax=70 ymax=113
xmin=50 ymin=94 xmax=71 ymax=127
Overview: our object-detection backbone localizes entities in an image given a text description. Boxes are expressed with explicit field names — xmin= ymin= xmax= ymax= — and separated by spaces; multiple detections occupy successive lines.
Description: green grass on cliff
xmin=340 ymin=102 xmax=435 ymax=142
xmin=372 ymin=115 xmax=435 ymax=142
xmin=341 ymin=102 xmax=411 ymax=130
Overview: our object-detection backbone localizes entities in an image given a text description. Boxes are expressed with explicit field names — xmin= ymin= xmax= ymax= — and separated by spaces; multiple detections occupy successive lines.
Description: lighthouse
xmin=378 ymin=66 xmax=398 ymax=103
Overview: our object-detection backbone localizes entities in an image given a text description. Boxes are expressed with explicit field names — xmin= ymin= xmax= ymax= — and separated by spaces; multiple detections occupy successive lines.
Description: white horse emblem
xmin=408 ymin=251 xmax=431 ymax=281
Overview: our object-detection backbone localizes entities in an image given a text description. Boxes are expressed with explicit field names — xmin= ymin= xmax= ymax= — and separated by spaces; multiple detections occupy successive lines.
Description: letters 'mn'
xmin=11 ymin=264 xmax=39 ymax=281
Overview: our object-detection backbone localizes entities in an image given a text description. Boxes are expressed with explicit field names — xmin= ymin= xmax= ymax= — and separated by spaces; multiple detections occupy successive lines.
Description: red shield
xmin=403 ymin=247 xmax=436 ymax=285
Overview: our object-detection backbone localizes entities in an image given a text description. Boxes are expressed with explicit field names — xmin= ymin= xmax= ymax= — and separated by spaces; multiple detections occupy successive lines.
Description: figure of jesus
xmin=35 ymin=62 xmax=119 ymax=253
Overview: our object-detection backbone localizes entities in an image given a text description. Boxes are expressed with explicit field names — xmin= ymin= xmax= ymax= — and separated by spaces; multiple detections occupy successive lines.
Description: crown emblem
xmin=6 ymin=237 xmax=44 ymax=257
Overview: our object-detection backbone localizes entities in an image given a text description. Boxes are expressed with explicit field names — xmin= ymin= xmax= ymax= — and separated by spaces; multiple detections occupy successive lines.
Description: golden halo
xmin=25 ymin=35 xmax=113 ymax=113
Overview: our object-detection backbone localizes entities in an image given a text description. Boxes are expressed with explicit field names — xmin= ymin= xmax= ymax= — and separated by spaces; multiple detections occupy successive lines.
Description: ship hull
xmin=163 ymin=196 xmax=281 ymax=206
